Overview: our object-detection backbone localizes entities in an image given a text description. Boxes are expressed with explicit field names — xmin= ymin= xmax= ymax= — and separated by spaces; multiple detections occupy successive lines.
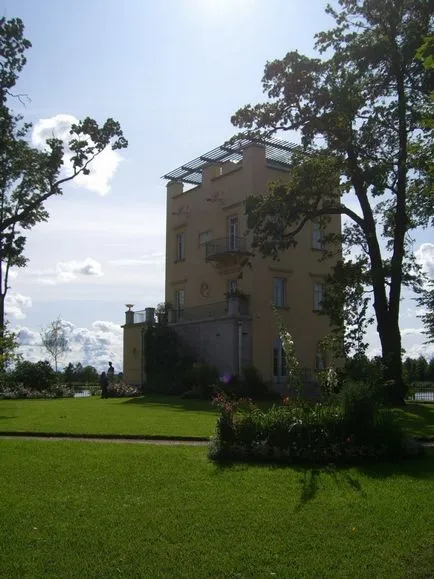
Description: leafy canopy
xmin=231 ymin=0 xmax=432 ymax=385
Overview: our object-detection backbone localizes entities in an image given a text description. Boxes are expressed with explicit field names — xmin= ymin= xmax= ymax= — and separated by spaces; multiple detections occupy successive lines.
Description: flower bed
xmin=209 ymin=393 xmax=423 ymax=464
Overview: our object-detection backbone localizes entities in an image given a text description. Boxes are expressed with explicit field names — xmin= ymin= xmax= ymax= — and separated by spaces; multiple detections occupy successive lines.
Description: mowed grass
xmin=392 ymin=403 xmax=434 ymax=439
xmin=0 ymin=396 xmax=217 ymax=438
xmin=0 ymin=396 xmax=433 ymax=440
xmin=0 ymin=440 xmax=433 ymax=578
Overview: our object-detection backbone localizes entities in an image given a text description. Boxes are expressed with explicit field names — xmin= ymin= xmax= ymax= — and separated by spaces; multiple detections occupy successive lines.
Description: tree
xmin=0 ymin=18 xmax=128 ymax=349
xmin=0 ymin=324 xmax=21 ymax=371
xmin=13 ymin=360 xmax=56 ymax=391
xmin=41 ymin=318 xmax=70 ymax=373
xmin=231 ymin=0 xmax=432 ymax=404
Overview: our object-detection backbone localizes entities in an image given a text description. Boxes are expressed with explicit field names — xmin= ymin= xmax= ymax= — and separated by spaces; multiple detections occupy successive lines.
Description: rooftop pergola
xmin=162 ymin=136 xmax=299 ymax=186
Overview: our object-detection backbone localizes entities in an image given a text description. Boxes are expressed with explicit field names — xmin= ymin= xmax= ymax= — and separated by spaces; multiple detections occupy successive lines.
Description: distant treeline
xmin=345 ymin=355 xmax=434 ymax=384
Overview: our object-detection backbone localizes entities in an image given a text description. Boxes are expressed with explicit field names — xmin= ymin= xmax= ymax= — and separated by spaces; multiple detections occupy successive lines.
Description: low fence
xmin=406 ymin=383 xmax=434 ymax=402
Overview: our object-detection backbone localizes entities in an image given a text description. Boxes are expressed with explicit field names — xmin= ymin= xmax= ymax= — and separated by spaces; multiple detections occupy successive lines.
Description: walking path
xmin=0 ymin=433 xmax=209 ymax=445
xmin=0 ymin=433 xmax=432 ymax=446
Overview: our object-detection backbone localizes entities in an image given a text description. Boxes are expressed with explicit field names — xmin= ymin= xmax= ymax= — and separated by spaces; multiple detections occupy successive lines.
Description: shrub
xmin=12 ymin=360 xmax=57 ymax=391
xmin=209 ymin=391 xmax=420 ymax=464
xmin=106 ymin=382 xmax=140 ymax=398
xmin=182 ymin=363 xmax=219 ymax=398
xmin=144 ymin=324 xmax=197 ymax=393
xmin=0 ymin=383 xmax=75 ymax=399
xmin=242 ymin=365 xmax=269 ymax=399
xmin=340 ymin=380 xmax=378 ymax=434
xmin=180 ymin=389 xmax=203 ymax=399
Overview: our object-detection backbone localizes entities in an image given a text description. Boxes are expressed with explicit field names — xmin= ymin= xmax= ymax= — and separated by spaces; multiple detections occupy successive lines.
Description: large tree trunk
xmin=377 ymin=313 xmax=406 ymax=406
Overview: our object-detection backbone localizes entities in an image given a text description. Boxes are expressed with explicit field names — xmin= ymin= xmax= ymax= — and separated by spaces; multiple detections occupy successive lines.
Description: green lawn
xmin=392 ymin=403 xmax=434 ymax=440
xmin=0 ymin=440 xmax=433 ymax=578
xmin=0 ymin=396 xmax=217 ymax=438
xmin=0 ymin=397 xmax=433 ymax=440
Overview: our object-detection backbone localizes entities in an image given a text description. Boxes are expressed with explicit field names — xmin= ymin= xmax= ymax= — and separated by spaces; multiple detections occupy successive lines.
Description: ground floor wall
xmin=122 ymin=323 xmax=147 ymax=386
xmin=170 ymin=316 xmax=252 ymax=378
xmin=123 ymin=309 xmax=333 ymax=387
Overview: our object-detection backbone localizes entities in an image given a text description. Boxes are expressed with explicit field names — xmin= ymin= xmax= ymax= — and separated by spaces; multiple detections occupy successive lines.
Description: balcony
xmin=205 ymin=236 xmax=250 ymax=264
xmin=169 ymin=297 xmax=249 ymax=324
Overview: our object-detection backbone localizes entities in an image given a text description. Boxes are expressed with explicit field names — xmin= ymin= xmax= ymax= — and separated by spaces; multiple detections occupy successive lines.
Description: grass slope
xmin=0 ymin=396 xmax=217 ymax=438
xmin=392 ymin=403 xmax=434 ymax=440
xmin=1 ymin=397 xmax=433 ymax=441
xmin=0 ymin=440 xmax=433 ymax=578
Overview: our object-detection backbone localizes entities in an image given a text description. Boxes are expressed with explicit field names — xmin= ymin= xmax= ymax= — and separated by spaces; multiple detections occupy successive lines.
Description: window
xmin=273 ymin=338 xmax=287 ymax=383
xmin=315 ymin=347 xmax=325 ymax=370
xmin=228 ymin=279 xmax=238 ymax=294
xmin=312 ymin=220 xmax=324 ymax=250
xmin=199 ymin=230 xmax=212 ymax=246
xmin=175 ymin=232 xmax=185 ymax=261
xmin=228 ymin=216 xmax=239 ymax=250
xmin=174 ymin=289 xmax=185 ymax=320
xmin=313 ymin=283 xmax=324 ymax=312
xmin=273 ymin=277 xmax=286 ymax=307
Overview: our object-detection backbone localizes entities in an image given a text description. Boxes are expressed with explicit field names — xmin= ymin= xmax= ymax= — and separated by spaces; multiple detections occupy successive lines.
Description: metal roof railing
xmin=162 ymin=135 xmax=300 ymax=185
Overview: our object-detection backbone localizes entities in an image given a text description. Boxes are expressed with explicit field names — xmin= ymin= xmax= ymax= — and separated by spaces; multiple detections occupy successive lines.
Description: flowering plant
xmin=272 ymin=306 xmax=303 ymax=398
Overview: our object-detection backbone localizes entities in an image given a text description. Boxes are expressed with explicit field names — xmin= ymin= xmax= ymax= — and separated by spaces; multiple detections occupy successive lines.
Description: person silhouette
xmin=99 ymin=372 xmax=109 ymax=398
xmin=107 ymin=361 xmax=115 ymax=384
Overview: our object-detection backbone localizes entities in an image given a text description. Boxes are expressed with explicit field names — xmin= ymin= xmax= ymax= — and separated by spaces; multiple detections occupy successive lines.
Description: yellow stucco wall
xmin=122 ymin=323 xmax=146 ymax=385
xmin=164 ymin=143 xmax=341 ymax=382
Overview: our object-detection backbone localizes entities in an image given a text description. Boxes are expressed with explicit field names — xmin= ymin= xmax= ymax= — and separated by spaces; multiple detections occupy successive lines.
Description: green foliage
xmin=340 ymin=380 xmax=378 ymax=432
xmin=210 ymin=387 xmax=415 ymax=464
xmin=416 ymin=34 xmax=434 ymax=70
xmin=182 ymin=363 xmax=219 ymax=398
xmin=12 ymin=360 xmax=56 ymax=391
xmin=63 ymin=363 xmax=99 ymax=385
xmin=144 ymin=324 xmax=196 ymax=394
xmin=344 ymin=354 xmax=384 ymax=386
xmin=0 ymin=325 xmax=20 ymax=369
xmin=242 ymin=365 xmax=269 ymax=399
xmin=231 ymin=0 xmax=433 ymax=402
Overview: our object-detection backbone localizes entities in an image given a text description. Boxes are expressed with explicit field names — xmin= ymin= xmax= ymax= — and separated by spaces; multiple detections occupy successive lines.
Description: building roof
xmin=162 ymin=136 xmax=299 ymax=185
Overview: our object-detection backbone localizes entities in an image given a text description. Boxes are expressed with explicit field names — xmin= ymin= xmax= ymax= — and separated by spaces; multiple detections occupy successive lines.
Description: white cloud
xmin=16 ymin=326 xmax=40 ymax=346
xmin=5 ymin=293 xmax=32 ymax=320
xmin=415 ymin=243 xmax=434 ymax=279
xmin=58 ymin=258 xmax=103 ymax=278
xmin=32 ymin=258 xmax=103 ymax=285
xmin=17 ymin=319 xmax=123 ymax=372
xmin=32 ymin=114 xmax=122 ymax=196
xmin=109 ymin=252 xmax=165 ymax=267
xmin=91 ymin=321 xmax=122 ymax=334
xmin=401 ymin=328 xmax=423 ymax=337
xmin=404 ymin=341 xmax=434 ymax=360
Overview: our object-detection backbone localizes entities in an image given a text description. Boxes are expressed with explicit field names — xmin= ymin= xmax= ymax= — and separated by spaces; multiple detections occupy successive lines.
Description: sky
xmin=2 ymin=0 xmax=433 ymax=372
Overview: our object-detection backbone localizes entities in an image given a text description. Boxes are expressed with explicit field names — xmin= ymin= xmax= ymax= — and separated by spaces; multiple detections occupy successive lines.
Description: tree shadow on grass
xmin=211 ymin=449 xmax=434 ymax=511
xmin=393 ymin=403 xmax=434 ymax=438
xmin=295 ymin=450 xmax=434 ymax=510
xmin=121 ymin=395 xmax=217 ymax=413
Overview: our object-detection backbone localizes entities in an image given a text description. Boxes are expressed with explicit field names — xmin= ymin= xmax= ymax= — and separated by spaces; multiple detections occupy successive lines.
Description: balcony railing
xmin=205 ymin=236 xmax=249 ymax=261
xmin=170 ymin=297 xmax=249 ymax=323
xmin=133 ymin=310 xmax=147 ymax=324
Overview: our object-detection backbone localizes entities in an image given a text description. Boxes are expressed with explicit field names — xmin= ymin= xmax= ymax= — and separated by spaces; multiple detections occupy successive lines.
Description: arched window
xmin=315 ymin=343 xmax=326 ymax=370
xmin=273 ymin=337 xmax=287 ymax=383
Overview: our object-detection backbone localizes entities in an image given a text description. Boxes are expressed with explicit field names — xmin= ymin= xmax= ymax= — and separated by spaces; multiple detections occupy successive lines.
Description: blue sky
xmin=3 ymin=0 xmax=433 ymax=370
